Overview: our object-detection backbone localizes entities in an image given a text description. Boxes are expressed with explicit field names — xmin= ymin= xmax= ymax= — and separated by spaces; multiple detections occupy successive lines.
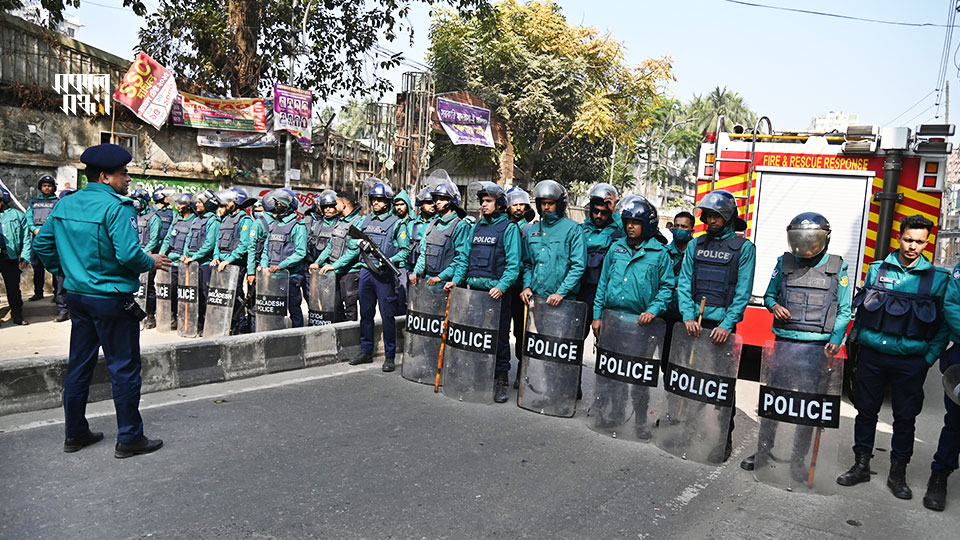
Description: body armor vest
xmin=423 ymin=216 xmax=461 ymax=276
xmin=254 ymin=214 xmax=270 ymax=264
xmin=137 ymin=212 xmax=152 ymax=247
xmin=30 ymin=197 xmax=57 ymax=226
xmin=186 ymin=215 xmax=212 ymax=253
xmin=692 ymin=234 xmax=746 ymax=307
xmin=314 ymin=219 xmax=338 ymax=255
xmin=584 ymin=226 xmax=624 ymax=286
xmin=775 ymin=253 xmax=842 ymax=334
xmin=217 ymin=212 xmax=246 ymax=254
xmin=266 ymin=218 xmax=298 ymax=266
xmin=154 ymin=208 xmax=174 ymax=243
xmin=853 ymin=261 xmax=940 ymax=340
xmin=466 ymin=218 xmax=511 ymax=281
xmin=363 ymin=213 xmax=400 ymax=260
xmin=168 ymin=218 xmax=192 ymax=255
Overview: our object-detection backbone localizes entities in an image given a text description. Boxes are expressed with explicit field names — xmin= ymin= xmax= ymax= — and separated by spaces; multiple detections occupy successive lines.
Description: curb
xmin=0 ymin=316 xmax=406 ymax=417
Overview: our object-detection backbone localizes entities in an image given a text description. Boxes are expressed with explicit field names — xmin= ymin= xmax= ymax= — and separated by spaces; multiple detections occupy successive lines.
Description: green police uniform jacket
xmin=677 ymin=225 xmax=756 ymax=332
xmin=259 ymin=212 xmax=309 ymax=274
xmin=316 ymin=207 xmax=364 ymax=273
xmin=940 ymin=260 xmax=960 ymax=345
xmin=184 ymin=213 xmax=222 ymax=265
xmin=32 ymin=182 xmax=154 ymax=297
xmin=160 ymin=213 xmax=195 ymax=262
xmin=664 ymin=241 xmax=688 ymax=321
xmin=521 ymin=212 xmax=587 ymax=298
xmin=248 ymin=212 xmax=276 ymax=276
xmin=213 ymin=211 xmax=254 ymax=264
xmin=452 ymin=212 xmax=522 ymax=292
xmin=0 ymin=207 xmax=31 ymax=262
xmin=412 ymin=209 xmax=472 ymax=280
xmin=763 ymin=252 xmax=852 ymax=345
xmin=593 ymin=236 xmax=675 ymax=320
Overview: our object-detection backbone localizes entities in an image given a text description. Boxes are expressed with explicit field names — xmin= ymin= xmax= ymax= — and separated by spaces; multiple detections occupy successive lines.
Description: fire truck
xmin=696 ymin=116 xmax=955 ymax=350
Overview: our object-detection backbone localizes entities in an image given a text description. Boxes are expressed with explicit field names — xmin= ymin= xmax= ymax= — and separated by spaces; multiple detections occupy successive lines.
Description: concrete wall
xmin=0 ymin=317 xmax=405 ymax=417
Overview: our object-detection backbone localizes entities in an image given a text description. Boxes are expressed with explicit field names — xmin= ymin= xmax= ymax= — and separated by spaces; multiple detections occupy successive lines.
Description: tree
xmin=428 ymin=0 xmax=672 ymax=186
xmin=333 ymin=99 xmax=374 ymax=139
xmin=686 ymin=86 xmax=758 ymax=135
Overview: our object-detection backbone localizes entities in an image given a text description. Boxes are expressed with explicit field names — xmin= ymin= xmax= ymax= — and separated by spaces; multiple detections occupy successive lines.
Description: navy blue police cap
xmin=80 ymin=144 xmax=132 ymax=170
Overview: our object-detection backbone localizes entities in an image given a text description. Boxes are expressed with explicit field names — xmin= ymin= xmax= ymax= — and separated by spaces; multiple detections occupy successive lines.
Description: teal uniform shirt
xmin=160 ymin=214 xmax=195 ymax=262
xmin=855 ymin=251 xmax=950 ymax=364
xmin=393 ymin=191 xmax=413 ymax=269
xmin=0 ymin=207 xmax=31 ymax=262
xmin=677 ymin=226 xmax=756 ymax=332
xmin=32 ymin=182 xmax=154 ymax=297
xmin=412 ymin=210 xmax=472 ymax=280
xmin=144 ymin=209 xmax=168 ymax=253
xmin=349 ymin=210 xmax=411 ymax=271
xmin=664 ymin=241 xmax=689 ymax=320
xmin=247 ymin=213 xmax=276 ymax=275
xmin=593 ymin=236 xmax=675 ymax=320
xmin=213 ymin=211 xmax=254 ymax=264
xmin=522 ymin=212 xmax=587 ymax=298
xmin=581 ymin=216 xmax=624 ymax=278
xmin=25 ymin=193 xmax=58 ymax=235
xmin=763 ymin=252 xmax=852 ymax=345
xmin=260 ymin=212 xmax=309 ymax=274
xmin=184 ymin=213 xmax=222 ymax=265
xmin=940 ymin=260 xmax=960 ymax=344
xmin=453 ymin=212 xmax=522 ymax=292
xmin=317 ymin=207 xmax=364 ymax=273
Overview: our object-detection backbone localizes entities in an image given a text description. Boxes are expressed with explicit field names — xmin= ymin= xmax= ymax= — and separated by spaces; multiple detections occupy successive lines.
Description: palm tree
xmin=686 ymin=86 xmax=758 ymax=135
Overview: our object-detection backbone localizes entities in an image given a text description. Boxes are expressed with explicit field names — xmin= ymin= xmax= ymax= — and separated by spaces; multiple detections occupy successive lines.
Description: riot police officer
xmin=259 ymin=190 xmax=309 ymax=328
xmin=212 ymin=188 xmax=255 ymax=334
xmin=839 ymin=214 xmax=950 ymax=500
xmin=181 ymin=189 xmax=222 ymax=332
xmin=313 ymin=192 xmax=364 ymax=322
xmin=590 ymin=194 xmax=675 ymax=438
xmin=408 ymin=187 xmax=436 ymax=272
xmin=926 ymin=265 xmax=960 ymax=511
xmin=579 ymin=183 xmax=624 ymax=311
xmin=138 ymin=187 xmax=176 ymax=329
xmin=676 ymin=189 xmax=756 ymax=462
xmin=445 ymin=182 xmax=522 ymax=402
xmin=409 ymin=173 xmax=471 ymax=289
xmin=506 ymin=186 xmax=535 ymax=387
xmin=0 ymin=186 xmax=30 ymax=326
xmin=33 ymin=143 xmax=170 ymax=457
xmin=25 ymin=175 xmax=69 ymax=321
xmin=309 ymin=190 xmax=340 ymax=267
xmin=740 ymin=212 xmax=852 ymax=475
xmin=393 ymin=189 xmax=414 ymax=313
xmin=661 ymin=211 xmax=694 ymax=365
xmin=519 ymin=180 xmax=586 ymax=308
xmin=160 ymin=193 xmax=196 ymax=329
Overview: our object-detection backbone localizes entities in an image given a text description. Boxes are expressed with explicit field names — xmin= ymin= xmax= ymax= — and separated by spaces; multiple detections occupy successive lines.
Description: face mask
xmin=672 ymin=228 xmax=692 ymax=243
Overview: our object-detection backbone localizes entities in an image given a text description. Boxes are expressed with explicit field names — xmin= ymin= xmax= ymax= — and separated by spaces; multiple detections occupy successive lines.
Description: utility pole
xmin=947 ymin=80 xmax=950 ymax=125
xmin=283 ymin=0 xmax=316 ymax=189
xmin=608 ymin=139 xmax=616 ymax=183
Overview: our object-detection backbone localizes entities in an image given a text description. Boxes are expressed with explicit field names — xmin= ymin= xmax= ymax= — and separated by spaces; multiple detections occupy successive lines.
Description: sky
xmin=62 ymin=0 xmax=960 ymax=131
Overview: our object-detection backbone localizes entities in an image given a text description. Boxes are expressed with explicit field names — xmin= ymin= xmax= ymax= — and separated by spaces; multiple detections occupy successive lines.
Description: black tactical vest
xmin=692 ymin=234 xmax=746 ymax=307
xmin=30 ymin=197 xmax=57 ymax=226
xmin=217 ymin=212 xmax=246 ymax=254
xmin=168 ymin=218 xmax=192 ymax=255
xmin=154 ymin=208 xmax=174 ymax=243
xmin=466 ymin=218 xmax=512 ymax=281
xmin=775 ymin=253 xmax=842 ymax=334
xmin=137 ymin=212 xmax=152 ymax=247
xmin=266 ymin=218 xmax=298 ymax=266
xmin=187 ymin=215 xmax=212 ymax=253
xmin=423 ymin=216 xmax=461 ymax=276
xmin=254 ymin=214 xmax=271 ymax=264
xmin=314 ymin=218 xmax=338 ymax=255
xmin=584 ymin=225 xmax=624 ymax=286
xmin=853 ymin=262 xmax=940 ymax=340
xmin=363 ymin=213 xmax=400 ymax=260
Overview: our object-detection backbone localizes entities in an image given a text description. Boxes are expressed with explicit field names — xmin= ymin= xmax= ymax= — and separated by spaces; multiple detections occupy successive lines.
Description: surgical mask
xmin=672 ymin=228 xmax=692 ymax=243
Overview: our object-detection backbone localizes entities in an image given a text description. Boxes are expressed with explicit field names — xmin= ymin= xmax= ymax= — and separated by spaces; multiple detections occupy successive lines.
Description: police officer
xmin=313 ymin=192 xmax=364 ymax=322
xmin=393 ymin=189 xmax=414 ymax=313
xmin=25 ymin=176 xmax=60 ymax=305
xmin=159 ymin=193 xmax=196 ymax=329
xmin=519 ymin=180 xmax=586 ymax=308
xmin=579 ymin=183 xmax=625 ymax=311
xmin=0 ymin=186 xmax=30 ymax=326
xmin=408 ymin=187 xmax=435 ymax=271
xmin=838 ymin=214 xmax=950 ymax=500
xmin=409 ymin=176 xmax=471 ymax=290
xmin=33 ymin=143 xmax=170 ymax=457
xmin=445 ymin=182 xmax=521 ymax=402
xmin=677 ymin=189 xmax=756 ymax=462
xmin=506 ymin=186 xmax=536 ymax=387
xmin=211 ymin=188 xmax=255 ymax=334
xmin=347 ymin=182 xmax=409 ymax=371
xmin=590 ymin=194 xmax=675 ymax=438
xmin=739 ymin=212 xmax=851 ymax=475
xmin=138 ymin=187 xmax=177 ymax=329
xmin=309 ymin=190 xmax=340 ymax=267
xmin=259 ymin=190 xmax=309 ymax=327
xmin=661 ymin=211 xmax=694 ymax=364
xmin=181 ymin=189 xmax=222 ymax=333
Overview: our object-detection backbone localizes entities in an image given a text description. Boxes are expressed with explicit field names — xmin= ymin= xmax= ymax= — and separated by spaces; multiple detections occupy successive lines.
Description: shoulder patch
xmin=953 ymin=268 xmax=960 ymax=280
xmin=399 ymin=230 xmax=407 ymax=239
xmin=614 ymin=248 xmax=628 ymax=254
xmin=130 ymin=216 xmax=138 ymax=232
xmin=771 ymin=266 xmax=779 ymax=278
xmin=840 ymin=275 xmax=849 ymax=286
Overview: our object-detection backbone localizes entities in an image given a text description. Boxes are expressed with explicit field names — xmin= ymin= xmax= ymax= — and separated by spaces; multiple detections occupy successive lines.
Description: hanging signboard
xmin=113 ymin=52 xmax=178 ymax=130
xmin=171 ymin=92 xmax=267 ymax=132
xmin=274 ymin=83 xmax=312 ymax=151
xmin=436 ymin=97 xmax=495 ymax=148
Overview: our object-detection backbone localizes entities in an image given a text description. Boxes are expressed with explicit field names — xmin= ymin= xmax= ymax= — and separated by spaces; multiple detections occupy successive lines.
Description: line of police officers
xmin=13 ymin=144 xmax=959 ymax=509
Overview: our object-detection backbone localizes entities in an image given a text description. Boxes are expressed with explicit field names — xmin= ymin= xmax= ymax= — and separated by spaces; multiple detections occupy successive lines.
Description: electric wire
xmin=722 ymin=0 xmax=960 ymax=28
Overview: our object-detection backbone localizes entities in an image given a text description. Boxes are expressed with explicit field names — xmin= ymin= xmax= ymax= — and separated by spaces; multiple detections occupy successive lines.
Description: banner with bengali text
xmin=171 ymin=92 xmax=267 ymax=132
xmin=436 ymin=97 xmax=494 ymax=148
xmin=112 ymin=52 xmax=178 ymax=130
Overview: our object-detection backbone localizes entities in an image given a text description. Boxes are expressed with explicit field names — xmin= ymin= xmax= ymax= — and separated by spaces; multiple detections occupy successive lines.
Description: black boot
xmin=11 ymin=309 xmax=28 ymax=326
xmin=28 ymin=293 xmax=43 ymax=302
xmin=887 ymin=459 xmax=913 ymax=500
xmin=922 ymin=469 xmax=950 ymax=511
xmin=494 ymin=372 xmax=509 ymax=403
xmin=837 ymin=452 xmax=872 ymax=486
xmin=740 ymin=453 xmax=756 ymax=471
xmin=142 ymin=315 xmax=156 ymax=329
xmin=382 ymin=357 xmax=396 ymax=373
xmin=349 ymin=352 xmax=373 ymax=366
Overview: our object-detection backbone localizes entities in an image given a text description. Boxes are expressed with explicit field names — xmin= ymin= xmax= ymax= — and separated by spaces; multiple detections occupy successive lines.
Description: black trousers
xmin=0 ymin=258 xmax=23 ymax=311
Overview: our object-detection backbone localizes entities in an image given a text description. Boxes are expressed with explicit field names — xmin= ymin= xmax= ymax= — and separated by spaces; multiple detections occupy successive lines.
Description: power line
xmin=886 ymin=89 xmax=937 ymax=125
xmin=903 ymin=103 xmax=938 ymax=127
xmin=933 ymin=1 xmax=958 ymax=119
xmin=722 ymin=0 xmax=960 ymax=28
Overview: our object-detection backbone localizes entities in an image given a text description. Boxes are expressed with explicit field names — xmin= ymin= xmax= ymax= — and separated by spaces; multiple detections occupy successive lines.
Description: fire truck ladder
xmin=709 ymin=114 xmax=772 ymax=235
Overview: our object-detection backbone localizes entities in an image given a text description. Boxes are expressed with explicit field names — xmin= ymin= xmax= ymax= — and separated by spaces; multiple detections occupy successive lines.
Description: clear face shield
xmin=787 ymin=229 xmax=829 ymax=259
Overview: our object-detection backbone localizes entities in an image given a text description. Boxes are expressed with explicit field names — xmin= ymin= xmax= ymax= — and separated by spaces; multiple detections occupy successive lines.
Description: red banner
xmin=113 ymin=52 xmax=178 ymax=130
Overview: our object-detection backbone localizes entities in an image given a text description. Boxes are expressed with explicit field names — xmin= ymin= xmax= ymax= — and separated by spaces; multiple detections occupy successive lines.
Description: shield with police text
xmin=155 ymin=268 xmax=174 ymax=332
xmin=134 ymin=272 xmax=149 ymax=312
xmin=402 ymin=281 xmax=450 ymax=385
xmin=754 ymin=341 xmax=844 ymax=494
xmin=517 ymin=296 xmax=588 ymax=417
xmin=176 ymin=261 xmax=200 ymax=338
xmin=308 ymin=271 xmax=338 ymax=326
xmin=582 ymin=311 xmax=666 ymax=442
xmin=441 ymin=286 xmax=501 ymax=404
xmin=653 ymin=322 xmax=742 ymax=464
xmin=202 ymin=265 xmax=240 ymax=338
xmin=255 ymin=267 xmax=290 ymax=332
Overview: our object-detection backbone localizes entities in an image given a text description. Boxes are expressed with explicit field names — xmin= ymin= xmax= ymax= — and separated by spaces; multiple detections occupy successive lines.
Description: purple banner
xmin=436 ymin=97 xmax=494 ymax=148
xmin=274 ymin=83 xmax=312 ymax=151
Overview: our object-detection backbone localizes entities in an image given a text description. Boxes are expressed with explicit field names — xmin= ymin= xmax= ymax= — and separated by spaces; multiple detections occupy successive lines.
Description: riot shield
xmin=753 ymin=341 xmax=843 ymax=494
xmin=155 ymin=268 xmax=174 ymax=332
xmin=202 ymin=265 xmax=240 ymax=338
xmin=653 ymin=322 xmax=742 ymax=464
xmin=944 ymin=364 xmax=960 ymax=406
xmin=583 ymin=311 xmax=666 ymax=442
xmin=255 ymin=267 xmax=290 ymax=332
xmin=133 ymin=272 xmax=149 ymax=312
xmin=176 ymin=261 xmax=200 ymax=338
xmin=441 ymin=287 xmax=501 ymax=404
xmin=517 ymin=296 xmax=588 ymax=417
xmin=402 ymin=281 xmax=450 ymax=385
xmin=308 ymin=271 xmax=338 ymax=326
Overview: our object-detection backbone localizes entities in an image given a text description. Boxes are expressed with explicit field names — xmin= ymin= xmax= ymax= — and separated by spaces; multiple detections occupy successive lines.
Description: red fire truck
xmin=696 ymin=116 xmax=954 ymax=349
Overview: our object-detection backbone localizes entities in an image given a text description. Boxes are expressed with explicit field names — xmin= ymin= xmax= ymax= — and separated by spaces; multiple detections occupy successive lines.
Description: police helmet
xmin=215 ymin=187 xmax=255 ymax=209
xmin=130 ymin=188 xmax=150 ymax=207
xmin=369 ymin=182 xmax=395 ymax=201
xmin=415 ymin=187 xmax=433 ymax=206
xmin=0 ymin=186 xmax=12 ymax=205
xmin=428 ymin=176 xmax=461 ymax=206
xmin=317 ymin=189 xmax=338 ymax=208
xmin=272 ymin=189 xmax=297 ymax=215
xmin=618 ymin=195 xmax=659 ymax=239
xmin=696 ymin=190 xmax=746 ymax=230
xmin=174 ymin=192 xmax=194 ymax=208
xmin=261 ymin=190 xmax=280 ymax=213
xmin=37 ymin=175 xmax=57 ymax=190
xmin=475 ymin=181 xmax=507 ymax=209
xmin=194 ymin=189 xmax=221 ymax=212
xmin=152 ymin=186 xmax=177 ymax=204
xmin=588 ymin=182 xmax=618 ymax=207
xmin=506 ymin=187 xmax=531 ymax=207
xmin=786 ymin=212 xmax=831 ymax=259
xmin=532 ymin=179 xmax=568 ymax=216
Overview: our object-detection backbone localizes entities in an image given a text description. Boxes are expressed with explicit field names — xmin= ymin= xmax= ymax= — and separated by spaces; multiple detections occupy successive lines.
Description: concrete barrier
xmin=0 ymin=316 xmax=405 ymax=417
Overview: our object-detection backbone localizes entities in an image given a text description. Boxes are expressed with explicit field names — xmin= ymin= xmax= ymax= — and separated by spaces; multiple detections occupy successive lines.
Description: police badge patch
xmin=130 ymin=216 xmax=138 ymax=231
xmin=953 ymin=268 xmax=960 ymax=280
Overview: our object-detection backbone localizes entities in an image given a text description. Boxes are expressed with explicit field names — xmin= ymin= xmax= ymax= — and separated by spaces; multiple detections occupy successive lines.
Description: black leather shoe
xmin=494 ymin=373 xmax=509 ymax=403
xmin=837 ymin=452 xmax=872 ymax=486
xmin=887 ymin=459 xmax=913 ymax=500
xmin=349 ymin=353 xmax=373 ymax=366
xmin=53 ymin=312 xmax=70 ymax=323
xmin=28 ymin=293 xmax=43 ymax=302
xmin=635 ymin=422 xmax=652 ymax=441
xmin=63 ymin=431 xmax=104 ymax=453
xmin=740 ymin=454 xmax=756 ymax=471
xmin=382 ymin=358 xmax=396 ymax=372
xmin=142 ymin=315 xmax=156 ymax=329
xmin=923 ymin=469 xmax=950 ymax=511
xmin=115 ymin=436 xmax=163 ymax=458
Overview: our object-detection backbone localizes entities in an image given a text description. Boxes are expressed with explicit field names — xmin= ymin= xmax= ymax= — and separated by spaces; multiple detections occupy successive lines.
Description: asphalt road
xmin=1 ymin=361 xmax=957 ymax=540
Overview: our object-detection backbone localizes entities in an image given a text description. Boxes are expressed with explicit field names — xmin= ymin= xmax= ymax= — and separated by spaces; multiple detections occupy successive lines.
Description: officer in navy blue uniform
xmin=26 ymin=175 xmax=69 ymax=320
xmin=33 ymin=144 xmax=170 ymax=457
